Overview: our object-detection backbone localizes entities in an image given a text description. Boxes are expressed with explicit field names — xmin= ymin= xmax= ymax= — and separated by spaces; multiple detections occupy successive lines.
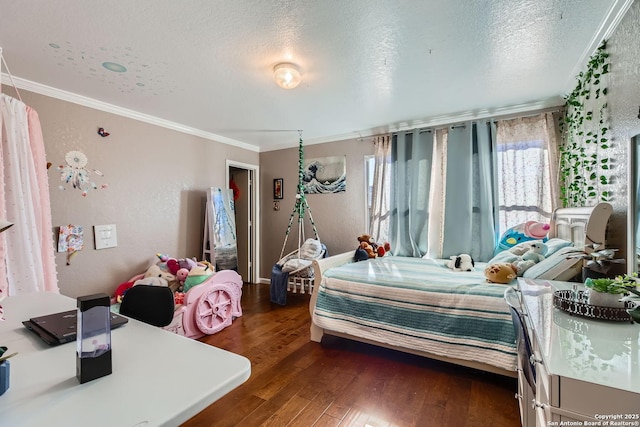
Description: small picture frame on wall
xmin=273 ymin=178 xmax=283 ymax=200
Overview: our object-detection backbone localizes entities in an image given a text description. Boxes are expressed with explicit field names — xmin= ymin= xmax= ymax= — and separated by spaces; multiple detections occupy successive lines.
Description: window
xmin=365 ymin=135 xmax=392 ymax=243
xmin=496 ymin=114 xmax=557 ymax=237
xmin=364 ymin=155 xmax=375 ymax=231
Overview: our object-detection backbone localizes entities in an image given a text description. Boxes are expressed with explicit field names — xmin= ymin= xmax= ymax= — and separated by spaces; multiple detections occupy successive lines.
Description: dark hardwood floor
xmin=183 ymin=283 xmax=520 ymax=427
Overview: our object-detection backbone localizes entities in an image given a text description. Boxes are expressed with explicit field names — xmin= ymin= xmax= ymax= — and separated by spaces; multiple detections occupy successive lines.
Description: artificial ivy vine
xmin=559 ymin=41 xmax=611 ymax=207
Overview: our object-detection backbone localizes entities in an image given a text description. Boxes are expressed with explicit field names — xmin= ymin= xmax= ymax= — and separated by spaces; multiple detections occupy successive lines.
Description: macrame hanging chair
xmin=274 ymin=133 xmax=325 ymax=296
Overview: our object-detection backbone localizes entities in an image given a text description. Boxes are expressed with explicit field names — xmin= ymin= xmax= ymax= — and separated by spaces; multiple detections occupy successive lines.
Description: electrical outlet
xmin=94 ymin=224 xmax=117 ymax=249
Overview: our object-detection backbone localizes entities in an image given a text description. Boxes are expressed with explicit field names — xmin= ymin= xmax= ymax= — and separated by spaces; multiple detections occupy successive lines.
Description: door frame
xmin=226 ymin=159 xmax=259 ymax=283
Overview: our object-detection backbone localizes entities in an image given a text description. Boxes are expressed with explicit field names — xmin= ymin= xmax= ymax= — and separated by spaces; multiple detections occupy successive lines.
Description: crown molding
xmin=563 ymin=0 xmax=634 ymax=94
xmin=1 ymin=73 xmax=260 ymax=153
xmin=261 ymin=97 xmax=565 ymax=152
xmin=6 ymin=73 xmax=565 ymax=154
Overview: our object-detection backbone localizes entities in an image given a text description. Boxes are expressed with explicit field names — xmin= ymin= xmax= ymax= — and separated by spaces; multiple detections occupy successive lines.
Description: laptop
xmin=22 ymin=309 xmax=129 ymax=346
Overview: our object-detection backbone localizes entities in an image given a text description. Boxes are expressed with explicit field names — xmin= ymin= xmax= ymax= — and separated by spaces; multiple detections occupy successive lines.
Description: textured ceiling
xmin=0 ymin=0 xmax=629 ymax=151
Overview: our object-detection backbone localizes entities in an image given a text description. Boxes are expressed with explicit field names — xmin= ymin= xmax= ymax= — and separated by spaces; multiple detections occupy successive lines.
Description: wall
xmin=259 ymin=138 xmax=374 ymax=281
xmin=597 ymin=0 xmax=640 ymax=264
xmin=2 ymin=85 xmax=258 ymax=297
xmin=256 ymin=2 xmax=640 ymax=281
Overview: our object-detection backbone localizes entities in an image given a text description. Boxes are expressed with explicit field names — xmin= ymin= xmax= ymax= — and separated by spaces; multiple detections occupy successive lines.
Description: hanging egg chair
xmin=271 ymin=134 xmax=326 ymax=304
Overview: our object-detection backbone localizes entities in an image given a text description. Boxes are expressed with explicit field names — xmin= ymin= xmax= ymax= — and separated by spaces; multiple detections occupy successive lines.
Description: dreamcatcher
xmin=58 ymin=150 xmax=107 ymax=196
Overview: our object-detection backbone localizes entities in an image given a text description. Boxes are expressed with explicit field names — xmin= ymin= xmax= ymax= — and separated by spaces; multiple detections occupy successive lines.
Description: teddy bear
xmin=356 ymin=234 xmax=377 ymax=258
xmin=446 ymin=254 xmax=475 ymax=271
xmin=359 ymin=241 xmax=377 ymax=258
xmin=355 ymin=234 xmax=391 ymax=260
xmin=484 ymin=263 xmax=517 ymax=284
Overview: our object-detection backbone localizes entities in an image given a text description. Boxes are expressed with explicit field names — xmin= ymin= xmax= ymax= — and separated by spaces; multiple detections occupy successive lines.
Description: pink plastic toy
xmin=121 ymin=269 xmax=243 ymax=339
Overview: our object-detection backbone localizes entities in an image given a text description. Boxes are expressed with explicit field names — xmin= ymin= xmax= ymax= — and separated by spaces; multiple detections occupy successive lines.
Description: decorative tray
xmin=553 ymin=290 xmax=635 ymax=323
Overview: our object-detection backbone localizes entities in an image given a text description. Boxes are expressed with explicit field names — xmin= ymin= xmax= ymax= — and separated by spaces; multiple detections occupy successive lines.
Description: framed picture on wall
xmin=273 ymin=178 xmax=283 ymax=200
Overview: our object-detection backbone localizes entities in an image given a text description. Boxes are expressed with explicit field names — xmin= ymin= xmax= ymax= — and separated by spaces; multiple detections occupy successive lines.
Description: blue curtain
xmin=441 ymin=121 xmax=498 ymax=261
xmin=389 ymin=130 xmax=433 ymax=257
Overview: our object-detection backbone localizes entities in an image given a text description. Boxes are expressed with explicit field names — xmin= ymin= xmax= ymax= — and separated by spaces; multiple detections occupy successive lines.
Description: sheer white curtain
xmin=368 ymin=135 xmax=391 ymax=243
xmin=495 ymin=112 xmax=560 ymax=235
xmin=1 ymin=93 xmax=58 ymax=296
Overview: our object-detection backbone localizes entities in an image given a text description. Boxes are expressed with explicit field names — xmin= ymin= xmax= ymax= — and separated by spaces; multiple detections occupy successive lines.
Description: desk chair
xmin=504 ymin=286 xmax=536 ymax=394
xmin=120 ymin=285 xmax=175 ymax=327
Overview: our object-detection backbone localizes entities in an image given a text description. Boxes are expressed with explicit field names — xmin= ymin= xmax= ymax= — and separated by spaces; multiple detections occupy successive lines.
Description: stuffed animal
xmin=484 ymin=263 xmax=517 ymax=284
xmin=446 ymin=254 xmax=475 ymax=271
xmin=144 ymin=264 xmax=176 ymax=283
xmin=166 ymin=257 xmax=198 ymax=275
xmin=522 ymin=242 xmax=547 ymax=263
xmin=166 ymin=258 xmax=180 ymax=275
xmin=138 ymin=263 xmax=178 ymax=291
xmin=495 ymin=221 xmax=550 ymax=255
xmin=176 ymin=268 xmax=190 ymax=284
xmin=376 ymin=242 xmax=392 ymax=257
xmin=356 ymin=234 xmax=391 ymax=258
xmin=512 ymin=259 xmax=536 ymax=276
xmin=354 ymin=247 xmax=369 ymax=262
xmin=359 ymin=241 xmax=376 ymax=258
xmin=356 ymin=235 xmax=377 ymax=258
xmin=134 ymin=276 xmax=168 ymax=287
xmin=178 ymin=257 xmax=198 ymax=271
xmin=113 ymin=281 xmax=135 ymax=303
xmin=182 ymin=266 xmax=213 ymax=293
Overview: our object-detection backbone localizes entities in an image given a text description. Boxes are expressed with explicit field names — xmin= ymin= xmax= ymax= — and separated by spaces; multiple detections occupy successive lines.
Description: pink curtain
xmin=0 ymin=93 xmax=58 ymax=296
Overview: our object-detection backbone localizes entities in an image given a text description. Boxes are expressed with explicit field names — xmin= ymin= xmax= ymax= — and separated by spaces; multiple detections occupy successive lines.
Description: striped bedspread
xmin=312 ymin=256 xmax=517 ymax=372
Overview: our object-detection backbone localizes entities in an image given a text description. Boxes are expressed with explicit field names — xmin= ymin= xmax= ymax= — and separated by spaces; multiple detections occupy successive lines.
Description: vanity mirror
xmin=628 ymin=135 xmax=640 ymax=274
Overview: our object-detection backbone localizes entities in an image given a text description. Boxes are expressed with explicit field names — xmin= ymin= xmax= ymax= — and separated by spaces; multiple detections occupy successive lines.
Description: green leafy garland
xmin=558 ymin=41 xmax=611 ymax=207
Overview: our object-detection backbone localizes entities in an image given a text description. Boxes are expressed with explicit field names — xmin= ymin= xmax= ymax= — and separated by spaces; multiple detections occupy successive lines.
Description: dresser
xmin=516 ymin=278 xmax=640 ymax=426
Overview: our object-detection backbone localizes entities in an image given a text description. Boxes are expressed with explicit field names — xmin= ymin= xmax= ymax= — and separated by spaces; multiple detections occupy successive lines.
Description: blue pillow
xmin=494 ymin=221 xmax=550 ymax=255
xmin=543 ymin=238 xmax=574 ymax=256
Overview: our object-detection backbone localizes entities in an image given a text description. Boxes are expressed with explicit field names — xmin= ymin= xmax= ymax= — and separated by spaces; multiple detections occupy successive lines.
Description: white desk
xmin=517 ymin=278 xmax=640 ymax=425
xmin=0 ymin=292 xmax=251 ymax=427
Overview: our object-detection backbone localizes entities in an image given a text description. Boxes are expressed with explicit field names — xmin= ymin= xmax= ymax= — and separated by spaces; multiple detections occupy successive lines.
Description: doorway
xmin=227 ymin=160 xmax=259 ymax=284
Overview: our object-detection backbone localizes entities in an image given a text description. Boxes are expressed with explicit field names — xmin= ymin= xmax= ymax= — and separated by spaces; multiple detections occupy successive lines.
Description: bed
xmin=309 ymin=203 xmax=613 ymax=377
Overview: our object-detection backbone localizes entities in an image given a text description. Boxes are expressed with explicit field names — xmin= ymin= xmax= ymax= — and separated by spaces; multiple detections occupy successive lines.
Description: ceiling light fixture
xmin=273 ymin=63 xmax=302 ymax=89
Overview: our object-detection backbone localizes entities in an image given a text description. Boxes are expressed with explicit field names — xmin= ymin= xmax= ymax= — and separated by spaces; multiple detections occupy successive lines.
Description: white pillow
xmin=522 ymin=246 xmax=582 ymax=279
xmin=544 ymin=238 xmax=574 ymax=256
xmin=488 ymin=238 xmax=574 ymax=265
xmin=282 ymin=258 xmax=312 ymax=273
xmin=299 ymin=239 xmax=323 ymax=260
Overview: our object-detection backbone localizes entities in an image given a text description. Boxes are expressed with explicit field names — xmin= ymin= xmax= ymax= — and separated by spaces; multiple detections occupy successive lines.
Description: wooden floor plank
xmin=181 ymin=283 xmax=520 ymax=426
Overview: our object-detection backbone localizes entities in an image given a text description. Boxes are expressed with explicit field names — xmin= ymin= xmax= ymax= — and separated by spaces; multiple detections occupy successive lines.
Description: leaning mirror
xmin=206 ymin=187 xmax=238 ymax=271
xmin=629 ymin=135 xmax=640 ymax=274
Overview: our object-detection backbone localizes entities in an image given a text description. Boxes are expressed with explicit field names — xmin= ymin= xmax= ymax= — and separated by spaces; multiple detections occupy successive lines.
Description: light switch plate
xmin=94 ymin=224 xmax=117 ymax=249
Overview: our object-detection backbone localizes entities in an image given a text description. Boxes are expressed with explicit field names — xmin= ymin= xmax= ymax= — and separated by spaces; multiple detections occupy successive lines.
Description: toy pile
xmin=484 ymin=241 xmax=548 ymax=284
xmin=354 ymin=234 xmax=391 ymax=262
xmin=112 ymin=253 xmax=215 ymax=305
